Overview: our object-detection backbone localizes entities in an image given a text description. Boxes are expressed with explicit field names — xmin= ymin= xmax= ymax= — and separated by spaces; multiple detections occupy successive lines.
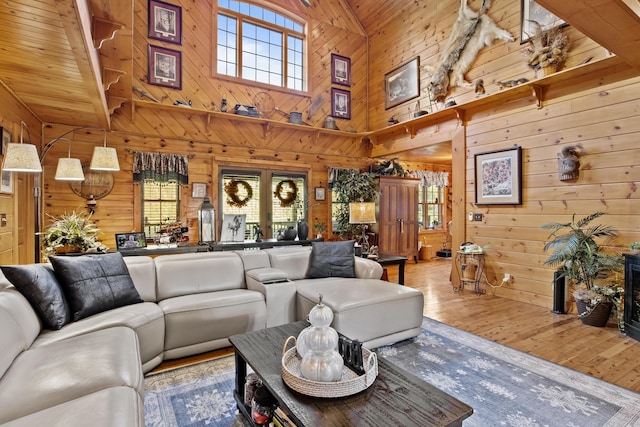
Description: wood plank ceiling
xmin=0 ymin=0 xmax=638 ymax=133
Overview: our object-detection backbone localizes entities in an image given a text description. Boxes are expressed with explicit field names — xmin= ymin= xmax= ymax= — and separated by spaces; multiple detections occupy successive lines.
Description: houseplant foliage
xmin=524 ymin=20 xmax=570 ymax=74
xmin=542 ymin=212 xmax=623 ymax=327
xmin=41 ymin=211 xmax=108 ymax=259
xmin=332 ymin=170 xmax=378 ymax=238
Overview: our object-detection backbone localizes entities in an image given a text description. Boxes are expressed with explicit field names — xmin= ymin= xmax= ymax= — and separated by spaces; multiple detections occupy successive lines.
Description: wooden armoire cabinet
xmin=375 ymin=176 xmax=420 ymax=260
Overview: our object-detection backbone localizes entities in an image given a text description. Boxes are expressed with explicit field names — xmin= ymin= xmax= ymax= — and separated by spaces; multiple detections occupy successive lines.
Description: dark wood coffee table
xmin=229 ymin=321 xmax=473 ymax=426
xmin=375 ymin=254 xmax=408 ymax=285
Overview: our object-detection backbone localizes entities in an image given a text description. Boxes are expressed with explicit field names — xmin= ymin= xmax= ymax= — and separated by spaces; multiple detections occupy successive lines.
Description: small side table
xmin=454 ymin=251 xmax=485 ymax=294
xmin=375 ymin=254 xmax=408 ymax=285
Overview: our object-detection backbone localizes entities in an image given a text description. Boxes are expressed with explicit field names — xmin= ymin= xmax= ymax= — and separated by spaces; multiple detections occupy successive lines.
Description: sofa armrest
xmin=354 ymin=257 xmax=384 ymax=279
xmin=245 ymin=268 xmax=296 ymax=327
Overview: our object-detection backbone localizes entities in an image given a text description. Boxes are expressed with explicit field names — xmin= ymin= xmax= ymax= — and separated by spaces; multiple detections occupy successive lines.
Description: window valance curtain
xmin=410 ymin=170 xmax=449 ymax=187
xmin=132 ymin=151 xmax=189 ymax=185
xmin=327 ymin=167 xmax=359 ymax=189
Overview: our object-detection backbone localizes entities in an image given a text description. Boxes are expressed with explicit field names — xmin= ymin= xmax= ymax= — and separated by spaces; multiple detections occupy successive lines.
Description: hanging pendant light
xmin=2 ymin=121 xmax=42 ymax=172
xmin=54 ymin=138 xmax=84 ymax=181
xmin=90 ymin=129 xmax=120 ymax=171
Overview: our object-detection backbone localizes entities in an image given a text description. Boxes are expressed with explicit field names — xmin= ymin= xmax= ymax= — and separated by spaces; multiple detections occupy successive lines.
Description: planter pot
xmin=55 ymin=245 xmax=84 ymax=254
xmin=575 ymin=300 xmax=613 ymax=327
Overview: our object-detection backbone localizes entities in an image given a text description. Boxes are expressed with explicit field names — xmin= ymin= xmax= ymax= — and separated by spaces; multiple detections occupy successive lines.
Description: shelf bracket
xmin=454 ymin=108 xmax=465 ymax=125
xmin=92 ymin=17 xmax=124 ymax=50
xmin=531 ymin=84 xmax=546 ymax=109
xmin=262 ymin=122 xmax=271 ymax=139
xmin=206 ymin=113 xmax=212 ymax=132
xmin=107 ymin=96 xmax=127 ymax=115
xmin=103 ymin=68 xmax=126 ymax=91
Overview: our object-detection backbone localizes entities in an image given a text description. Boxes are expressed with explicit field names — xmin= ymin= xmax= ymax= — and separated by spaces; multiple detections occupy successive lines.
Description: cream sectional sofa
xmin=0 ymin=244 xmax=424 ymax=426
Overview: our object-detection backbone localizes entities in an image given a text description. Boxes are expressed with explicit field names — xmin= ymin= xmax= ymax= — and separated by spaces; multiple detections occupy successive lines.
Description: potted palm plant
xmin=41 ymin=211 xmax=108 ymax=259
xmin=542 ymin=212 xmax=623 ymax=327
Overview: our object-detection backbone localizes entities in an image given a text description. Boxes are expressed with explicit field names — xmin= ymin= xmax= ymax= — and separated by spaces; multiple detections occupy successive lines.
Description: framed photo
xmin=192 ymin=182 xmax=207 ymax=198
xmin=475 ymin=147 xmax=522 ymax=205
xmin=148 ymin=44 xmax=182 ymax=89
xmin=331 ymin=88 xmax=351 ymax=120
xmin=331 ymin=54 xmax=351 ymax=86
xmin=384 ymin=57 xmax=420 ymax=110
xmin=314 ymin=187 xmax=326 ymax=201
xmin=148 ymin=0 xmax=182 ymax=45
xmin=520 ymin=0 xmax=566 ymax=43
xmin=115 ymin=232 xmax=147 ymax=250
xmin=220 ymin=214 xmax=246 ymax=242
xmin=0 ymin=128 xmax=12 ymax=194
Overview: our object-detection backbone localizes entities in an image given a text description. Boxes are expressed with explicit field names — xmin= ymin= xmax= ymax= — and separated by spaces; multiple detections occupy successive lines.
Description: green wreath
xmin=274 ymin=179 xmax=298 ymax=207
xmin=224 ymin=179 xmax=253 ymax=208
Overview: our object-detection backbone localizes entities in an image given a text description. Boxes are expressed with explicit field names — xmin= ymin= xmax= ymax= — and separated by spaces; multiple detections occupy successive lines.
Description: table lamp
xmin=349 ymin=202 xmax=376 ymax=256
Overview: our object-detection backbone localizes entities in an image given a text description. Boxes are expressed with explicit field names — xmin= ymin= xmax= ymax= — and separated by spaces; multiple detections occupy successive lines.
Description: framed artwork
xmin=0 ymin=128 xmax=12 ymax=194
xmin=148 ymin=44 xmax=182 ymax=89
xmin=331 ymin=54 xmax=351 ymax=86
xmin=331 ymin=88 xmax=351 ymax=120
xmin=220 ymin=214 xmax=246 ymax=242
xmin=192 ymin=182 xmax=207 ymax=198
xmin=520 ymin=0 xmax=566 ymax=43
xmin=148 ymin=0 xmax=182 ymax=45
xmin=475 ymin=147 xmax=522 ymax=205
xmin=115 ymin=232 xmax=147 ymax=250
xmin=314 ymin=187 xmax=326 ymax=201
xmin=384 ymin=57 xmax=420 ymax=110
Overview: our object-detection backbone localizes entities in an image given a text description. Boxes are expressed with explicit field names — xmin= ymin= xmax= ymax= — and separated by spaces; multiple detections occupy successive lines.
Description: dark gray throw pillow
xmin=1 ymin=264 xmax=71 ymax=330
xmin=50 ymin=252 xmax=143 ymax=321
xmin=307 ymin=240 xmax=356 ymax=279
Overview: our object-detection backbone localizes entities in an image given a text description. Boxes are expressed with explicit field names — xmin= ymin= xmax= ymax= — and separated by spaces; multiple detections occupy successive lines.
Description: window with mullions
xmin=418 ymin=185 xmax=445 ymax=229
xmin=220 ymin=171 xmax=306 ymax=240
xmin=142 ymin=180 xmax=180 ymax=238
xmin=216 ymin=0 xmax=305 ymax=91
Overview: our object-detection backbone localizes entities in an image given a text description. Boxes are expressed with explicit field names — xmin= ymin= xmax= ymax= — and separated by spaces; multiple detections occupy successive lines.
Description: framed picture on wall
xmin=331 ymin=54 xmax=351 ymax=86
xmin=520 ymin=0 xmax=566 ymax=43
xmin=0 ymin=128 xmax=12 ymax=194
xmin=148 ymin=44 xmax=182 ymax=89
xmin=192 ymin=182 xmax=207 ymax=198
xmin=331 ymin=88 xmax=351 ymax=119
xmin=314 ymin=187 xmax=326 ymax=201
xmin=148 ymin=0 xmax=182 ymax=45
xmin=384 ymin=57 xmax=420 ymax=110
xmin=475 ymin=147 xmax=522 ymax=205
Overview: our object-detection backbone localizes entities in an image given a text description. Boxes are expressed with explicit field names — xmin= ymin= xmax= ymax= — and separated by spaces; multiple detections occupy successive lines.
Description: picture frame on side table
xmin=220 ymin=214 xmax=247 ymax=242
xmin=148 ymin=0 xmax=182 ymax=45
xmin=384 ymin=57 xmax=420 ymax=110
xmin=520 ymin=0 xmax=566 ymax=43
xmin=192 ymin=182 xmax=207 ymax=198
xmin=1 ymin=128 xmax=13 ymax=194
xmin=314 ymin=187 xmax=326 ymax=201
xmin=331 ymin=54 xmax=351 ymax=86
xmin=148 ymin=44 xmax=182 ymax=89
xmin=331 ymin=88 xmax=351 ymax=120
xmin=475 ymin=147 xmax=522 ymax=205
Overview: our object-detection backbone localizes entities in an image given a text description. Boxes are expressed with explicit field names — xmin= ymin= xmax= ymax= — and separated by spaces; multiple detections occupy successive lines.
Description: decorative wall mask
xmin=557 ymin=146 xmax=581 ymax=181
xmin=424 ymin=0 xmax=513 ymax=103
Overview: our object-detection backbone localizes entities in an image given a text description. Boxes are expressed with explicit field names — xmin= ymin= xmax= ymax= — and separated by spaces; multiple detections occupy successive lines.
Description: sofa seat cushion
xmin=0 ymin=326 xmax=143 ymax=424
xmin=32 ymin=302 xmax=164 ymax=372
xmin=159 ymin=289 xmax=266 ymax=356
xmin=50 ymin=253 xmax=143 ymax=321
xmin=295 ymin=279 xmax=424 ymax=345
xmin=0 ymin=264 xmax=71 ymax=329
xmin=0 ymin=387 xmax=143 ymax=427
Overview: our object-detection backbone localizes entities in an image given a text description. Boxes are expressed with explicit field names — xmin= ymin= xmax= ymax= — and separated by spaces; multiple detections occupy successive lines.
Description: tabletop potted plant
xmin=542 ymin=212 xmax=623 ymax=328
xmin=41 ymin=210 xmax=108 ymax=259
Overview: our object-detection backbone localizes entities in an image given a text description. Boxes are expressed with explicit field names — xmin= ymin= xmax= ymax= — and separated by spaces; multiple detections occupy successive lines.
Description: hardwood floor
xmin=394 ymin=258 xmax=640 ymax=393
xmin=151 ymin=258 xmax=640 ymax=394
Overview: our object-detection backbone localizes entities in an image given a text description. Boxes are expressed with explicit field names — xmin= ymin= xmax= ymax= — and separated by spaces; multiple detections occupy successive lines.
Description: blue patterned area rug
xmin=144 ymin=317 xmax=640 ymax=426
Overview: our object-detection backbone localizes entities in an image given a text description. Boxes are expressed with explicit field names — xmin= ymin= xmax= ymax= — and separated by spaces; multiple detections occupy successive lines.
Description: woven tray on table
xmin=281 ymin=336 xmax=378 ymax=398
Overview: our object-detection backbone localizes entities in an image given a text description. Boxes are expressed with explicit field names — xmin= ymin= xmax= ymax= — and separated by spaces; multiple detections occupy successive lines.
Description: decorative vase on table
xmin=283 ymin=226 xmax=297 ymax=241
xmin=297 ymin=219 xmax=309 ymax=241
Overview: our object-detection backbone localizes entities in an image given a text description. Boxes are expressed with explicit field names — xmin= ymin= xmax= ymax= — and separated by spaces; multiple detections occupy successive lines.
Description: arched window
xmin=216 ymin=0 xmax=306 ymax=91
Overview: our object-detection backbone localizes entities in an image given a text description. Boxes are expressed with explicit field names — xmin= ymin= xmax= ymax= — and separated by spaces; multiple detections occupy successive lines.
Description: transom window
xmin=216 ymin=0 xmax=306 ymax=91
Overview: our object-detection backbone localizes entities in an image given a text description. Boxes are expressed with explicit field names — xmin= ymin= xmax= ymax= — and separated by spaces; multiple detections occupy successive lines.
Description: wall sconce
xmin=349 ymin=201 xmax=376 ymax=256
xmin=54 ymin=138 xmax=84 ymax=181
xmin=557 ymin=146 xmax=581 ymax=181
xmin=1 ymin=121 xmax=42 ymax=172
xmin=198 ymin=196 xmax=216 ymax=243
